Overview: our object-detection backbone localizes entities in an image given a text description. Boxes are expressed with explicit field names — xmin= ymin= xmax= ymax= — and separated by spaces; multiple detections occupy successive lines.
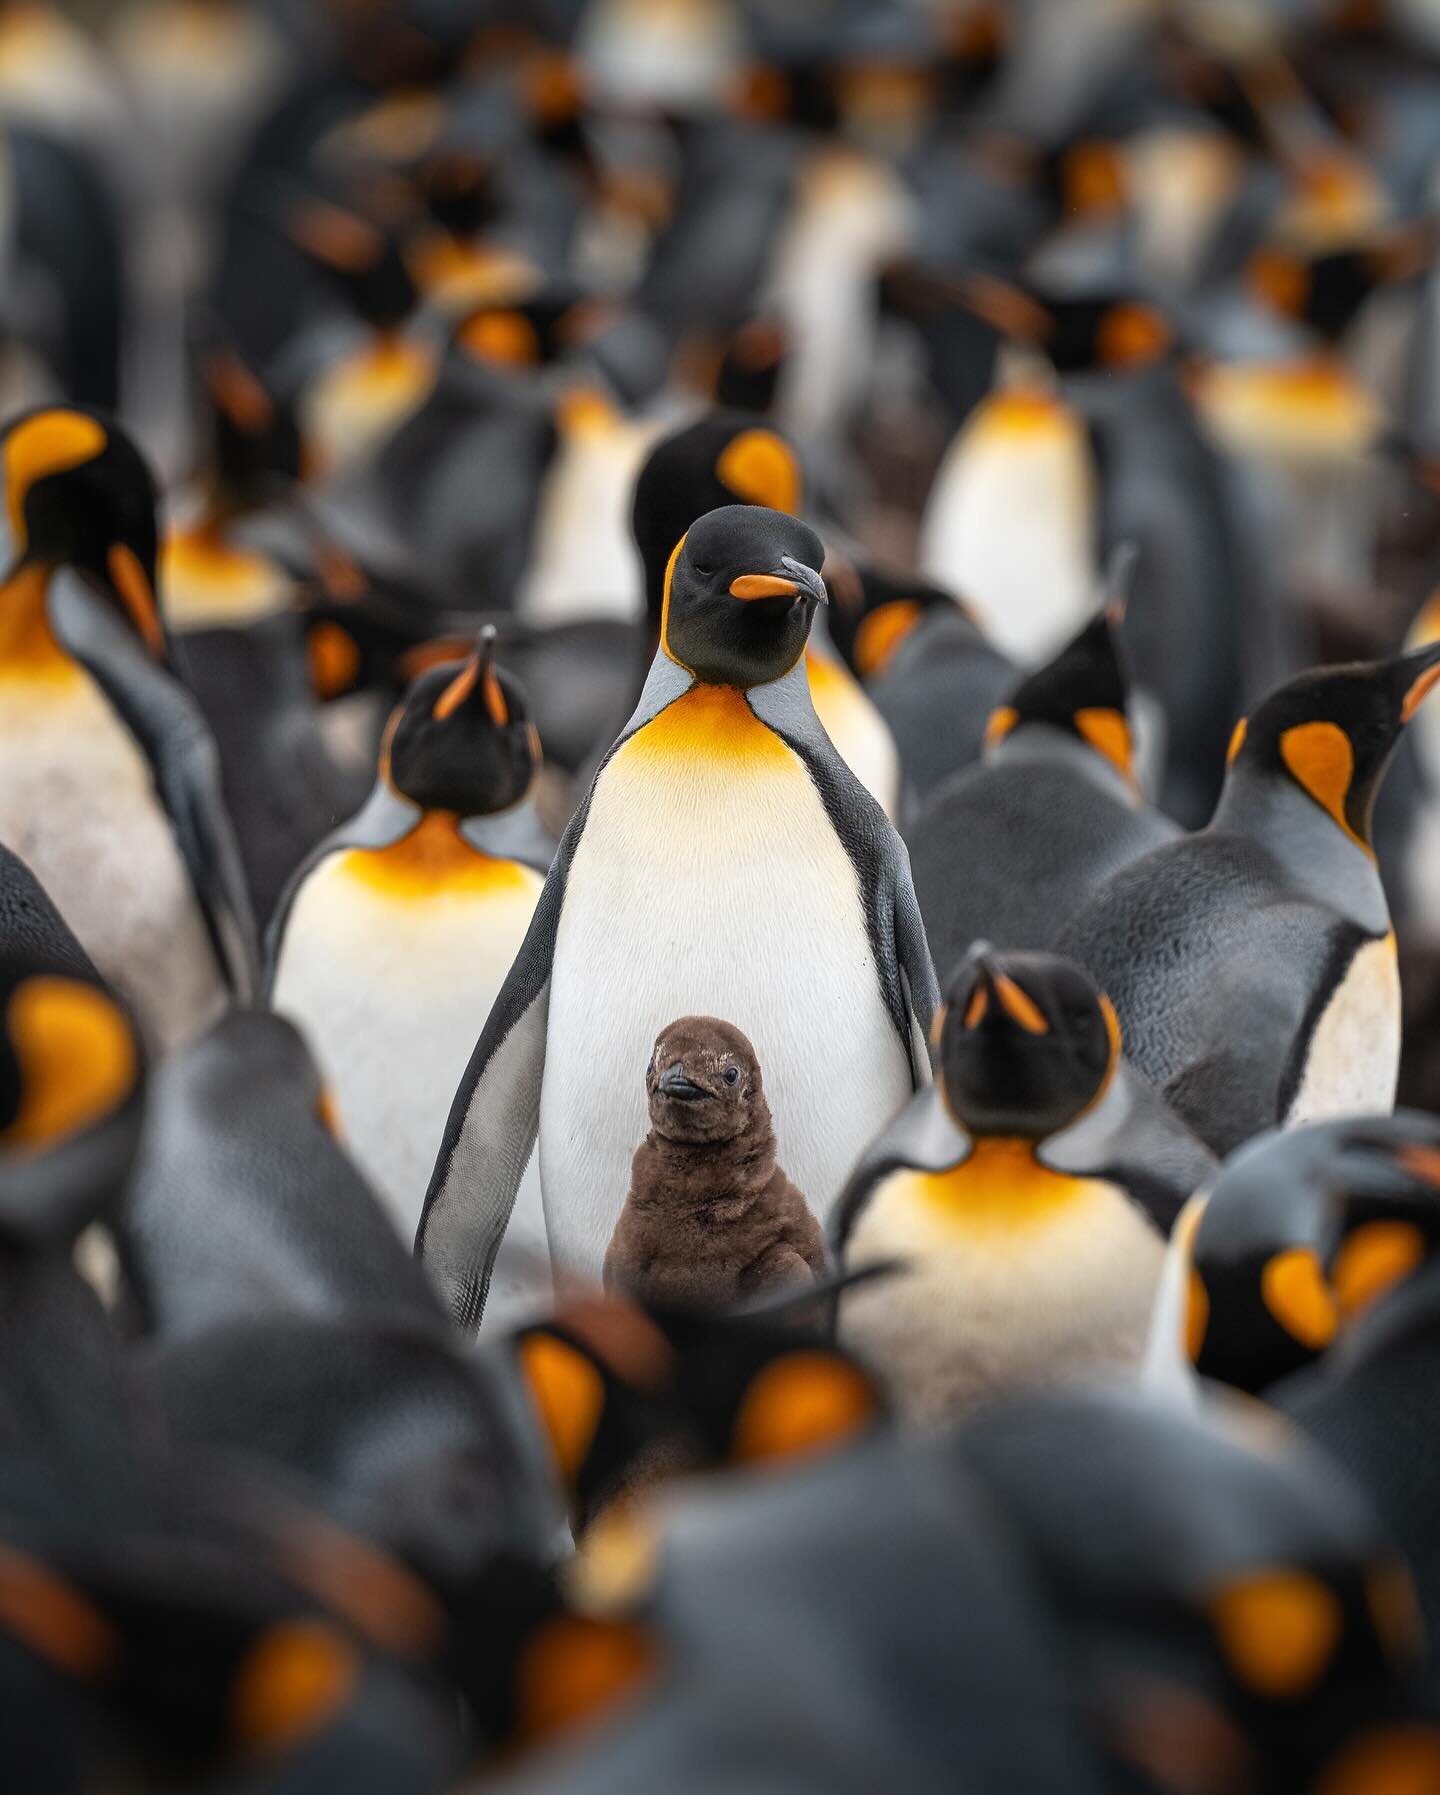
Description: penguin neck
xmin=0 ymin=563 xmax=74 ymax=680
xmin=631 ymin=643 xmax=815 ymax=731
xmin=991 ymin=724 xmax=1137 ymax=803
xmin=1210 ymin=766 xmax=1389 ymax=933
xmin=638 ymin=1119 xmax=777 ymax=1215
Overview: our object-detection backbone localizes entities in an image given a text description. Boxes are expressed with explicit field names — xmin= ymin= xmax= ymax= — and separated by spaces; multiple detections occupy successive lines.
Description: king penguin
xmin=909 ymin=549 xmax=1179 ymax=971
xmin=1058 ymin=644 xmax=1440 ymax=1157
xmin=835 ymin=943 xmax=1215 ymax=1420
xmin=268 ymin=631 xmax=555 ymax=1321
xmin=0 ymin=405 xmax=256 ymax=1050
xmin=417 ymin=504 xmax=936 ymax=1330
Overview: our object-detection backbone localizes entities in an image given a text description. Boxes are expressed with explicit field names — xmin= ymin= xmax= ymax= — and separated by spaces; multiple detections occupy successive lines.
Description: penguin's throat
xmin=909 ymin=1139 xmax=1097 ymax=1230
xmin=339 ymin=811 xmax=536 ymax=899
xmin=0 ymin=564 xmax=76 ymax=683
xmin=160 ymin=520 xmax=290 ymax=627
xmin=630 ymin=684 xmax=796 ymax=766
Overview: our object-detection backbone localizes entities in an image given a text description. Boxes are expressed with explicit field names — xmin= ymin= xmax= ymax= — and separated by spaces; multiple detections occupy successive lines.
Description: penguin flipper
xmin=894 ymin=847 xmax=939 ymax=1080
xmin=414 ymin=868 xmax=563 ymax=1333
xmin=50 ymin=572 xmax=259 ymax=1001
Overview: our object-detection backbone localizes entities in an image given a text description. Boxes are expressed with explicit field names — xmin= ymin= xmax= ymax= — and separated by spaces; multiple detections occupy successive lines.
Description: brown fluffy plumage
xmin=603 ymin=1016 xmax=827 ymax=1310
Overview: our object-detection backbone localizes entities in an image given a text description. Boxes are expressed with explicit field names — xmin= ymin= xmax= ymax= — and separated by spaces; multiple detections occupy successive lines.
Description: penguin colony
xmin=10 ymin=1 xmax=1440 ymax=1790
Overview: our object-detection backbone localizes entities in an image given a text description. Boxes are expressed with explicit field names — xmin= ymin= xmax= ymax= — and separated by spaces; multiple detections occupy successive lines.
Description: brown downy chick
xmin=604 ymin=1017 xmax=827 ymax=1311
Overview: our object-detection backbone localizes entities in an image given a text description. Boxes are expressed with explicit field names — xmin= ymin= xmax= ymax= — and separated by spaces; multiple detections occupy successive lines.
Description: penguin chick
xmin=910 ymin=548 xmax=1179 ymax=970
xmin=604 ymin=1017 xmax=827 ymax=1311
xmin=1057 ymin=642 xmax=1440 ymax=1156
xmin=837 ymin=945 xmax=1213 ymax=1420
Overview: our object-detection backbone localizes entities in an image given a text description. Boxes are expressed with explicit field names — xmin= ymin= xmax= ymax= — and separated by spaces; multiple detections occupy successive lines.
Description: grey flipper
xmin=49 ymin=570 xmax=258 ymax=1002
xmin=751 ymin=663 xmax=939 ymax=1077
xmin=1043 ymin=1061 xmax=1219 ymax=1236
xmin=412 ymin=661 xmax=691 ymax=1331
xmin=830 ymin=1087 xmax=969 ymax=1254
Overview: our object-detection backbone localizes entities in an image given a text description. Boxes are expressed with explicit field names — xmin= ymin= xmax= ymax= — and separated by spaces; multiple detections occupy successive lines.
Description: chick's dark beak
xmin=658 ymin=1064 xmax=708 ymax=1101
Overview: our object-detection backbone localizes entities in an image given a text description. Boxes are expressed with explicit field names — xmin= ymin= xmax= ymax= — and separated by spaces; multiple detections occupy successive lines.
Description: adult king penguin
xmin=0 ymin=406 xmax=255 ymax=1050
xmin=418 ymin=505 xmax=936 ymax=1330
xmin=1059 ymin=646 xmax=1440 ymax=1157
xmin=267 ymin=631 xmax=555 ymax=1320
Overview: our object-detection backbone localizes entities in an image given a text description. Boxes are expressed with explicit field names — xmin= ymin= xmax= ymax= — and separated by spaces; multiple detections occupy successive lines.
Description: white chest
xmin=841 ymin=1161 xmax=1165 ymax=1422
xmin=1285 ymin=931 xmax=1401 ymax=1128
xmin=0 ymin=673 xmax=221 ymax=1050
xmin=539 ymin=698 xmax=913 ymax=1274
xmin=272 ymin=849 xmax=544 ymax=1244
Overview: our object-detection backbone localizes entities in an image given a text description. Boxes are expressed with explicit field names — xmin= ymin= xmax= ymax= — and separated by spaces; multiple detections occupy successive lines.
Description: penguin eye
xmin=723 ymin=1065 xmax=740 ymax=1086
xmin=692 ymin=559 xmax=716 ymax=578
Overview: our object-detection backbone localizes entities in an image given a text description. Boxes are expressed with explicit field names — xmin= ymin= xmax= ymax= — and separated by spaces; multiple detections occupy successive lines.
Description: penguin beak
xmin=658 ymin=1064 xmax=708 ymax=1101
xmin=1400 ymin=639 xmax=1440 ymax=722
xmin=729 ymin=559 xmax=828 ymax=605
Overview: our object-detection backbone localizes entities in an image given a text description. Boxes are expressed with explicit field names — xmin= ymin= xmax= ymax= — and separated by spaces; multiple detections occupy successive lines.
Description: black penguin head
xmin=0 ymin=960 xmax=144 ymax=1247
xmin=936 ymin=945 xmax=1120 ymax=1139
xmin=713 ymin=316 xmax=790 ymax=414
xmin=282 ymin=194 xmax=417 ymax=332
xmin=661 ymin=505 xmax=827 ymax=688
xmin=631 ymin=414 xmax=804 ymax=629
xmin=1 ymin=406 xmax=167 ymax=661
xmin=1223 ymin=643 xmax=1440 ymax=853
xmin=984 ymin=547 xmax=1137 ymax=781
xmin=1185 ymin=1114 xmax=1440 ymax=1396
xmin=198 ymin=347 xmax=303 ymax=508
xmin=645 ymin=1015 xmax=764 ymax=1147
xmin=1037 ymin=289 xmax=1176 ymax=378
xmin=825 ymin=556 xmax=967 ymax=680
xmin=383 ymin=630 xmax=539 ymax=816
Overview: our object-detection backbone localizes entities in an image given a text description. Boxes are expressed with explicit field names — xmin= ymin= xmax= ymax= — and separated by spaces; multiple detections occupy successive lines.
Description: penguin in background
xmin=628 ymin=412 xmax=903 ymax=820
xmin=909 ymin=550 xmax=1180 ymax=974
xmin=1057 ymin=644 xmax=1440 ymax=1158
xmin=1145 ymin=1111 xmax=1440 ymax=1404
xmin=418 ymin=505 xmax=937 ymax=1331
xmin=0 ymin=404 xmax=256 ymax=1050
xmin=955 ymin=1384 xmax=1440 ymax=1795
xmin=826 ymin=556 xmax=1018 ymax=800
xmin=268 ymin=631 xmax=556 ymax=1323
xmin=835 ymin=943 xmax=1216 ymax=1421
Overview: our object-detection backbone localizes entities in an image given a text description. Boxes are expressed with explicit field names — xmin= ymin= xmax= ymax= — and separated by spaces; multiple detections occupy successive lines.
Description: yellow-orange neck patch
xmin=0 ymin=563 xmax=73 ymax=681
xmin=906 ymin=1139 xmax=1099 ymax=1232
xmin=623 ymin=684 xmax=795 ymax=772
xmin=339 ymin=813 xmax=540 ymax=901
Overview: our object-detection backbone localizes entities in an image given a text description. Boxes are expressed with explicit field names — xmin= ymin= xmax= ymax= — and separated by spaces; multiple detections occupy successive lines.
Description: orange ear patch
xmin=963 ymin=984 xmax=989 ymax=1029
xmin=512 ymin=1614 xmax=657 ymax=1745
xmin=1097 ymin=303 xmax=1170 ymax=368
xmin=1227 ymin=716 xmax=1248 ymax=766
xmin=5 ymin=410 xmax=107 ymax=544
xmin=1210 ymin=1569 xmax=1341 ymax=1698
xmin=1402 ymin=661 xmax=1440 ymax=722
xmin=0 ymin=1543 xmax=116 ymax=1678
xmin=984 ymin=705 xmax=1019 ymax=749
xmin=307 ymin=621 xmax=360 ymax=700
xmin=1261 ymin=1246 xmax=1339 ymax=1348
xmin=432 ymin=656 xmax=479 ymax=721
xmin=659 ymin=532 xmax=689 ymax=670
xmin=1185 ymin=1266 xmax=1210 ymax=1362
xmin=853 ymin=599 xmax=922 ymax=679
xmin=206 ymin=353 xmax=274 ymax=434
xmin=518 ymin=1334 xmax=605 ymax=1482
xmin=1 ymin=978 xmax=136 ymax=1152
xmin=1332 ymin=1221 xmax=1426 ymax=1320
xmin=1075 ymin=705 xmax=1134 ymax=778
xmin=716 ymin=429 xmax=801 ymax=516
xmin=289 ymin=202 xmax=382 ymax=272
xmin=232 ymin=1620 xmax=358 ymax=1754
xmin=459 ymin=309 xmax=540 ymax=368
xmin=730 ymin=1350 xmax=879 ymax=1465
xmin=1249 ymin=249 xmax=1310 ymax=317
xmin=278 ymin=1520 xmax=445 ymax=1660
xmin=1314 ymin=1727 xmax=1440 ymax=1795
xmin=1279 ymin=720 xmax=1367 ymax=850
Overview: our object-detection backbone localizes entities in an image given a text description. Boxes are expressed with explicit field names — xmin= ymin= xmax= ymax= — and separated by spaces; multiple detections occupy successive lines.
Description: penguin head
xmin=382 ymin=629 xmax=539 ymax=816
xmin=645 ymin=1015 xmax=765 ymax=1147
xmin=1184 ymin=1114 xmax=1440 ymax=1396
xmin=937 ymin=945 xmax=1120 ymax=1139
xmin=198 ymin=347 xmax=303 ymax=508
xmin=984 ymin=547 xmax=1137 ymax=782
xmin=281 ymin=193 xmax=417 ymax=332
xmin=661 ymin=505 xmax=827 ymax=687
xmin=0 ymin=960 xmax=144 ymax=1248
xmin=826 ymin=556 xmax=968 ymax=680
xmin=1222 ymin=643 xmax=1440 ymax=853
xmin=1 ymin=406 xmax=167 ymax=661
xmin=632 ymin=414 xmax=804 ymax=627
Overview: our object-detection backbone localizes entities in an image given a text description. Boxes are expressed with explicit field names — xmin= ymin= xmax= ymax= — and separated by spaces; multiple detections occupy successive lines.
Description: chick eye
xmin=723 ymin=1065 xmax=740 ymax=1086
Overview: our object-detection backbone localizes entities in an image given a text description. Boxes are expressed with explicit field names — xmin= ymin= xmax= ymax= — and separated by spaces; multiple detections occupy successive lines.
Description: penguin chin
xmin=650 ymin=1092 xmax=744 ymax=1146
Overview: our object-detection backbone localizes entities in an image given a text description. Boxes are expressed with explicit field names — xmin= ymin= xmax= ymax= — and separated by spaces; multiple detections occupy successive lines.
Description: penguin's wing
xmin=1043 ymin=1062 xmax=1220 ymax=1237
xmin=414 ymin=801 xmax=589 ymax=1333
xmin=49 ymin=572 xmax=258 ymax=1001
xmin=829 ymin=1088 xmax=970 ymax=1254
xmin=752 ymin=670 xmax=938 ymax=1082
